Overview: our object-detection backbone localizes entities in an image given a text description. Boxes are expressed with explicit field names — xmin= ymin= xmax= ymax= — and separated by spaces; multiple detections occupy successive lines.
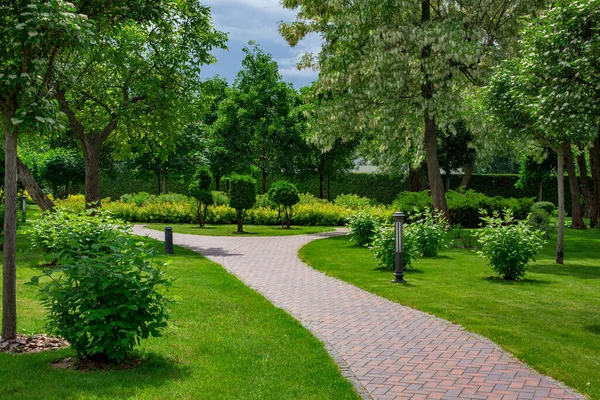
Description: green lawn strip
xmin=0 ymin=231 xmax=359 ymax=400
xmin=299 ymin=229 xmax=600 ymax=400
xmin=144 ymin=223 xmax=335 ymax=237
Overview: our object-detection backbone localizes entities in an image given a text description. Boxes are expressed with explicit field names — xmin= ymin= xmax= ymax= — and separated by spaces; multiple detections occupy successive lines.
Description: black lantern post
xmin=391 ymin=212 xmax=406 ymax=284
xmin=165 ymin=226 xmax=174 ymax=254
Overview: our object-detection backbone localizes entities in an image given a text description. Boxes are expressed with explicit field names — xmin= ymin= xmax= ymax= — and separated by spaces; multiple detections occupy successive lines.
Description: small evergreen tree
xmin=229 ymin=175 xmax=256 ymax=233
xmin=268 ymin=181 xmax=300 ymax=228
xmin=189 ymin=166 xmax=213 ymax=228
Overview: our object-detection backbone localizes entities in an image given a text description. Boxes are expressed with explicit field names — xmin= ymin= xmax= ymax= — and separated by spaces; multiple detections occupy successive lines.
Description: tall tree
xmin=55 ymin=1 xmax=226 ymax=207
xmin=437 ymin=121 xmax=477 ymax=191
xmin=213 ymin=44 xmax=305 ymax=193
xmin=280 ymin=0 xmax=549 ymax=221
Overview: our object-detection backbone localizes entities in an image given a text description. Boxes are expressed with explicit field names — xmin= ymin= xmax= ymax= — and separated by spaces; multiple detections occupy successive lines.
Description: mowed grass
xmin=0 ymin=226 xmax=359 ymax=399
xmin=299 ymin=227 xmax=600 ymax=400
xmin=144 ymin=223 xmax=334 ymax=237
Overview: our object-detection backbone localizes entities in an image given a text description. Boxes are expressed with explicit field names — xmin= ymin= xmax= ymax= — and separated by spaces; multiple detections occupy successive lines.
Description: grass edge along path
xmin=299 ymin=230 xmax=600 ymax=400
xmin=144 ymin=223 xmax=335 ymax=237
xmin=0 ymin=231 xmax=360 ymax=400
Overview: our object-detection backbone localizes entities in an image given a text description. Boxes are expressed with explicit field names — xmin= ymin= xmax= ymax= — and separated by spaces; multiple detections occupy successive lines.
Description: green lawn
xmin=144 ymin=223 xmax=334 ymax=237
xmin=299 ymin=228 xmax=600 ymax=400
xmin=0 ymin=226 xmax=359 ymax=399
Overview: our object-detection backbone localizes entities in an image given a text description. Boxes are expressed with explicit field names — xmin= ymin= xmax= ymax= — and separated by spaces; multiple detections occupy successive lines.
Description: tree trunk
xmin=319 ymin=172 xmax=324 ymax=199
xmin=236 ymin=210 xmax=244 ymax=233
xmin=161 ymin=168 xmax=168 ymax=194
xmin=215 ymin=176 xmax=221 ymax=192
xmin=16 ymin=158 xmax=55 ymax=212
xmin=445 ymin=173 xmax=451 ymax=192
xmin=590 ymin=132 xmax=600 ymax=228
xmin=538 ymin=183 xmax=543 ymax=203
xmin=421 ymin=0 xmax=450 ymax=222
xmin=565 ymin=146 xmax=586 ymax=229
xmin=156 ymin=170 xmax=161 ymax=195
xmin=261 ymin=169 xmax=267 ymax=195
xmin=459 ymin=164 xmax=473 ymax=189
xmin=409 ymin=168 xmax=422 ymax=192
xmin=81 ymin=137 xmax=102 ymax=208
xmin=2 ymin=102 xmax=18 ymax=340
xmin=577 ymin=147 xmax=592 ymax=219
xmin=556 ymin=144 xmax=566 ymax=265
xmin=327 ymin=176 xmax=331 ymax=202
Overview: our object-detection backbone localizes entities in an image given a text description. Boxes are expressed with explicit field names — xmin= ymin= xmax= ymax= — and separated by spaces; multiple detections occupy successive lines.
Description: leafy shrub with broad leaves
xmin=370 ymin=225 xmax=417 ymax=270
xmin=255 ymin=194 xmax=275 ymax=208
xmin=212 ymin=191 xmax=229 ymax=206
xmin=408 ymin=209 xmax=448 ymax=257
xmin=268 ymin=181 xmax=300 ymax=228
xmin=532 ymin=201 xmax=556 ymax=216
xmin=229 ymin=175 xmax=257 ymax=232
xmin=475 ymin=210 xmax=546 ymax=280
xmin=334 ymin=194 xmax=377 ymax=209
xmin=347 ymin=212 xmax=379 ymax=246
xmin=29 ymin=211 xmax=171 ymax=363
xmin=527 ymin=208 xmax=554 ymax=239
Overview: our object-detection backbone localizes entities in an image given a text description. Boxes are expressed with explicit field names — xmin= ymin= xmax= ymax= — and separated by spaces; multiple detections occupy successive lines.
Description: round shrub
xmin=527 ymin=209 xmax=554 ymax=240
xmin=532 ymin=201 xmax=556 ymax=216
xmin=347 ymin=212 xmax=379 ymax=246
xmin=229 ymin=175 xmax=257 ymax=233
xmin=475 ymin=210 xmax=546 ymax=280
xmin=370 ymin=225 xmax=418 ymax=270
xmin=193 ymin=166 xmax=213 ymax=190
xmin=268 ymin=181 xmax=300 ymax=228
xmin=408 ymin=209 xmax=448 ymax=257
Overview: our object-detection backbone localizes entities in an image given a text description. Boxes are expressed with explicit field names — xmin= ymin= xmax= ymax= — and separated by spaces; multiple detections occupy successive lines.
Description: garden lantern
xmin=391 ymin=212 xmax=406 ymax=284
xmin=165 ymin=226 xmax=174 ymax=255
xmin=21 ymin=194 xmax=27 ymax=224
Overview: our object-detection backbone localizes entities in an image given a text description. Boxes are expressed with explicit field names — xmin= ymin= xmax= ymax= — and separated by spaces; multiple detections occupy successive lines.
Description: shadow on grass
xmin=482 ymin=276 xmax=552 ymax=285
xmin=530 ymin=264 xmax=600 ymax=280
xmin=584 ymin=325 xmax=600 ymax=335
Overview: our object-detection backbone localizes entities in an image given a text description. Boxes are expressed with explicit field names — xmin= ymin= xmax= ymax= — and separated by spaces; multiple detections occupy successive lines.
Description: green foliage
xmin=39 ymin=149 xmax=85 ymax=198
xmin=268 ymin=181 xmax=300 ymax=228
xmin=298 ymin=193 xmax=328 ymax=205
xmin=528 ymin=209 xmax=554 ymax=240
xmin=255 ymin=194 xmax=275 ymax=208
xmin=347 ymin=212 xmax=379 ymax=247
xmin=121 ymin=192 xmax=153 ymax=207
xmin=409 ymin=210 xmax=448 ymax=257
xmin=393 ymin=191 xmax=433 ymax=214
xmin=193 ymin=166 xmax=213 ymax=191
xmin=334 ymin=194 xmax=377 ymax=209
xmin=532 ymin=201 xmax=556 ymax=217
xmin=475 ymin=210 xmax=546 ymax=280
xmin=370 ymin=225 xmax=417 ymax=271
xmin=229 ymin=175 xmax=257 ymax=232
xmin=450 ymin=224 xmax=476 ymax=249
xmin=212 ymin=191 xmax=229 ymax=206
xmin=189 ymin=185 xmax=213 ymax=228
xmin=29 ymin=210 xmax=171 ymax=362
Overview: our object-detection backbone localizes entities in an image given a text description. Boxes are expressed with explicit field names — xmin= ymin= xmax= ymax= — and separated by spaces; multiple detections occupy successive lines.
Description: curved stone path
xmin=133 ymin=226 xmax=582 ymax=400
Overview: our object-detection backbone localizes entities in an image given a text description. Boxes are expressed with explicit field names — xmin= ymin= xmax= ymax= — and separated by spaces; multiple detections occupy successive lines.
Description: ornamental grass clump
xmin=475 ymin=210 xmax=546 ymax=281
xmin=29 ymin=211 xmax=172 ymax=364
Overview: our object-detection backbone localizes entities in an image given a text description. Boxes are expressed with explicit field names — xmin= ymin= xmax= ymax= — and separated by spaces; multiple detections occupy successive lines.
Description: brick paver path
xmin=133 ymin=226 xmax=581 ymax=400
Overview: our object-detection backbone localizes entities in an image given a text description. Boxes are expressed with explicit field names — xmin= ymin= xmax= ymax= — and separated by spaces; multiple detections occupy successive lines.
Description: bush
xmin=30 ymin=209 xmax=130 ymax=258
xmin=347 ymin=212 xmax=379 ymax=246
xmin=268 ymin=181 xmax=300 ymax=228
xmin=393 ymin=191 xmax=433 ymax=214
xmin=298 ymin=193 xmax=328 ymax=205
xmin=29 ymin=211 xmax=171 ymax=363
xmin=475 ymin=210 xmax=546 ymax=280
xmin=370 ymin=225 xmax=418 ymax=270
xmin=121 ymin=192 xmax=152 ymax=207
xmin=528 ymin=209 xmax=554 ymax=240
xmin=408 ymin=209 xmax=448 ymax=257
xmin=212 ymin=191 xmax=229 ymax=206
xmin=334 ymin=194 xmax=376 ymax=209
xmin=255 ymin=194 xmax=275 ymax=208
xmin=229 ymin=175 xmax=257 ymax=233
xmin=532 ymin=201 xmax=556 ymax=216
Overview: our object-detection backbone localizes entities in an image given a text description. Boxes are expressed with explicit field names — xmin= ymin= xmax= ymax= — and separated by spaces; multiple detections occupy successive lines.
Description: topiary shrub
xmin=408 ymin=209 xmax=449 ymax=257
xmin=532 ymin=201 xmax=556 ymax=216
xmin=268 ymin=181 xmax=300 ymax=228
xmin=229 ymin=175 xmax=257 ymax=233
xmin=475 ymin=209 xmax=546 ymax=280
xmin=370 ymin=225 xmax=418 ymax=270
xmin=528 ymin=208 xmax=554 ymax=239
xmin=347 ymin=212 xmax=379 ymax=246
xmin=189 ymin=167 xmax=213 ymax=228
xmin=29 ymin=212 xmax=172 ymax=363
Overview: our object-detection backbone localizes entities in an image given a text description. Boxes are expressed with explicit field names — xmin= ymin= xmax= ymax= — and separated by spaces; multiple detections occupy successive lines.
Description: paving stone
xmin=133 ymin=226 xmax=582 ymax=400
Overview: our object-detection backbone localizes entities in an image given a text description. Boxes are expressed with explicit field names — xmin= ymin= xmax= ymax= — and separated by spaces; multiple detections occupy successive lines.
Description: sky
xmin=200 ymin=0 xmax=320 ymax=89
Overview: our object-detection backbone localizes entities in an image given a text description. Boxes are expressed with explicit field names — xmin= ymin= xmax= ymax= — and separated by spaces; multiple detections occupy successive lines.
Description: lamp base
xmin=391 ymin=273 xmax=407 ymax=284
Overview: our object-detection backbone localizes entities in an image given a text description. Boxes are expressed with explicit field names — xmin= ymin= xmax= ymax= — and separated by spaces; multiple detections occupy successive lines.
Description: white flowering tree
xmin=486 ymin=0 xmax=600 ymax=263
xmin=280 ymin=0 xmax=549 ymax=221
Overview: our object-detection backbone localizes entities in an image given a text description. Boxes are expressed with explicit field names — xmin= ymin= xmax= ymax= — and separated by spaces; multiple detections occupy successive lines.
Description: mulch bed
xmin=0 ymin=334 xmax=69 ymax=354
